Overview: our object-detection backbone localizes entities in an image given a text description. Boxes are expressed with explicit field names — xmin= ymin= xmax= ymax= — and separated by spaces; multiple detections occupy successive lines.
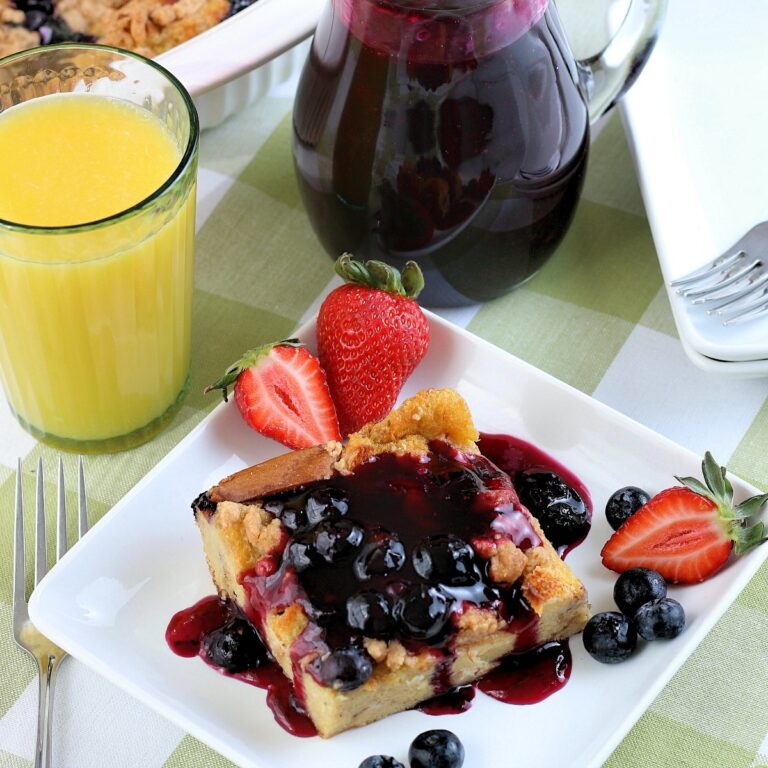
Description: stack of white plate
xmin=621 ymin=0 xmax=768 ymax=376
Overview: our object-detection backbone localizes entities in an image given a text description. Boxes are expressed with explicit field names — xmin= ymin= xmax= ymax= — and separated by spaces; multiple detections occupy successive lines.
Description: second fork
xmin=12 ymin=457 xmax=88 ymax=768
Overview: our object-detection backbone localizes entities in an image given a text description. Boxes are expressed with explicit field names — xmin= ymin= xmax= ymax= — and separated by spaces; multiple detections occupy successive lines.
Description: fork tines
xmin=13 ymin=456 xmax=88 ymax=608
xmin=671 ymin=248 xmax=768 ymax=325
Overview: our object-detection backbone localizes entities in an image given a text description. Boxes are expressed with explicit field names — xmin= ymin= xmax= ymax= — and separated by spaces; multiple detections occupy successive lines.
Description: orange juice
xmin=0 ymin=92 xmax=197 ymax=449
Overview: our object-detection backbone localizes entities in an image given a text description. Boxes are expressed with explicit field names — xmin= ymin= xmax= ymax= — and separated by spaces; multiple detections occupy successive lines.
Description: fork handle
xmin=34 ymin=652 xmax=64 ymax=768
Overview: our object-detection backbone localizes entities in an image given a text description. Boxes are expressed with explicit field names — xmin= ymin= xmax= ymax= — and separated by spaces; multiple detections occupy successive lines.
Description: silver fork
xmin=13 ymin=456 xmax=88 ymax=768
xmin=670 ymin=221 xmax=768 ymax=325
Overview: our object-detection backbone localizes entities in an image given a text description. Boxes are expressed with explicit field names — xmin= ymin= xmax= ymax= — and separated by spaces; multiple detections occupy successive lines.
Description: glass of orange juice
xmin=0 ymin=44 xmax=198 ymax=453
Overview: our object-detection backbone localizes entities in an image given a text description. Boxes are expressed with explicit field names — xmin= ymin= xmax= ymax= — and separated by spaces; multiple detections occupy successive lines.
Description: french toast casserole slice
xmin=193 ymin=388 xmax=590 ymax=737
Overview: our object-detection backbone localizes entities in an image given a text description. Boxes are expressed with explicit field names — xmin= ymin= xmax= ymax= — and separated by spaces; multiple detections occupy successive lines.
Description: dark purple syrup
xmin=168 ymin=433 xmax=591 ymax=732
xmin=165 ymin=596 xmax=317 ymax=737
xmin=479 ymin=432 xmax=593 ymax=557
xmin=292 ymin=0 xmax=589 ymax=306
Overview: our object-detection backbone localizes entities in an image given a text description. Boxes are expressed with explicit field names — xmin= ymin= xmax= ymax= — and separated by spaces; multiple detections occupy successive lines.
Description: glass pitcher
xmin=293 ymin=0 xmax=666 ymax=307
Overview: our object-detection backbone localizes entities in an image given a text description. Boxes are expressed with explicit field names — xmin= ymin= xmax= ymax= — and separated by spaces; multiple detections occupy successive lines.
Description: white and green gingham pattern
xmin=1 ymin=58 xmax=768 ymax=768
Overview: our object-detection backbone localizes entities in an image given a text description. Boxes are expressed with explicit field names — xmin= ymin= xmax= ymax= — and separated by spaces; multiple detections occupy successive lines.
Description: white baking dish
xmin=156 ymin=0 xmax=322 ymax=129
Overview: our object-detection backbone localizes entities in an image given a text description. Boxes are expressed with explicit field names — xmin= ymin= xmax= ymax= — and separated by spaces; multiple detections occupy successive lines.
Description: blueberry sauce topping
xmin=239 ymin=441 xmax=542 ymax=696
xmin=169 ymin=433 xmax=592 ymax=735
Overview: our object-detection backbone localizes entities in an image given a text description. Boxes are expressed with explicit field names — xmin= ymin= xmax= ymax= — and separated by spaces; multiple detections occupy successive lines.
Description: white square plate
xmin=29 ymin=312 xmax=768 ymax=768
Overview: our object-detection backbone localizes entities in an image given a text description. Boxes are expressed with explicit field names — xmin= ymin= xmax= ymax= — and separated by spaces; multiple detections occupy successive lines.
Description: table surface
xmin=1 ymin=51 xmax=768 ymax=768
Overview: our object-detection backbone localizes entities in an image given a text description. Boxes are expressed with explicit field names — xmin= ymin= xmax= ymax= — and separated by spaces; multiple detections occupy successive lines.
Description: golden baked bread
xmin=193 ymin=388 xmax=591 ymax=737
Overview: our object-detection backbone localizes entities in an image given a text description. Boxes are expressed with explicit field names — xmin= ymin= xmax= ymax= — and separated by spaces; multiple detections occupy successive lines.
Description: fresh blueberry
xmin=583 ymin=611 xmax=637 ymax=664
xmin=613 ymin=567 xmax=667 ymax=616
xmin=393 ymin=584 xmax=454 ymax=642
xmin=634 ymin=598 xmax=686 ymax=640
xmin=412 ymin=534 xmax=481 ymax=586
xmin=202 ymin=617 xmax=267 ymax=672
xmin=305 ymin=487 xmax=349 ymax=526
xmin=358 ymin=757 xmax=405 ymax=768
xmin=517 ymin=471 xmax=589 ymax=548
xmin=353 ymin=532 xmax=407 ymax=580
xmin=313 ymin=518 xmax=364 ymax=563
xmin=605 ymin=486 xmax=650 ymax=531
xmin=347 ymin=590 xmax=395 ymax=637
xmin=317 ymin=647 xmax=373 ymax=691
xmin=409 ymin=729 xmax=465 ymax=768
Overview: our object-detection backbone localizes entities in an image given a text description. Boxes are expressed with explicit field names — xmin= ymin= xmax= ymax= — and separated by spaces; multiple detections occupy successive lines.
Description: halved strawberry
xmin=601 ymin=452 xmax=768 ymax=583
xmin=206 ymin=339 xmax=341 ymax=450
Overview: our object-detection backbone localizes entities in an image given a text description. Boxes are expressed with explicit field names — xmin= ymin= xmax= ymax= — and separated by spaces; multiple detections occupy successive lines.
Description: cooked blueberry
xmin=305 ymin=487 xmax=349 ymax=526
xmin=286 ymin=534 xmax=317 ymax=572
xmin=353 ymin=532 xmax=406 ymax=580
xmin=583 ymin=611 xmax=637 ymax=664
xmin=605 ymin=486 xmax=650 ymax=531
xmin=613 ymin=567 xmax=667 ymax=616
xmin=318 ymin=647 xmax=373 ymax=691
xmin=277 ymin=503 xmax=307 ymax=532
xmin=347 ymin=590 xmax=395 ymax=637
xmin=227 ymin=0 xmax=255 ymax=15
xmin=412 ymin=534 xmax=480 ymax=586
xmin=634 ymin=598 xmax=686 ymax=640
xmin=313 ymin=519 xmax=364 ymax=563
xmin=409 ymin=729 xmax=465 ymax=768
xmin=433 ymin=468 xmax=482 ymax=504
xmin=358 ymin=757 xmax=404 ymax=768
xmin=24 ymin=9 xmax=49 ymax=30
xmin=38 ymin=17 xmax=92 ymax=45
xmin=517 ymin=471 xmax=589 ymax=548
xmin=202 ymin=617 xmax=267 ymax=672
xmin=393 ymin=584 xmax=453 ymax=641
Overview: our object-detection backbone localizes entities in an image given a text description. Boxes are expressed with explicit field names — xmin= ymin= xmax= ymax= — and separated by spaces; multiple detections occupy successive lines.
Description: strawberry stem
xmin=334 ymin=253 xmax=425 ymax=299
xmin=204 ymin=338 xmax=302 ymax=401
xmin=675 ymin=451 xmax=768 ymax=555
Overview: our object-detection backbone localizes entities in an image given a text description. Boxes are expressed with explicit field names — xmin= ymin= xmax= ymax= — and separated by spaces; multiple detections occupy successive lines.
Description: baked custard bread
xmin=193 ymin=388 xmax=591 ymax=737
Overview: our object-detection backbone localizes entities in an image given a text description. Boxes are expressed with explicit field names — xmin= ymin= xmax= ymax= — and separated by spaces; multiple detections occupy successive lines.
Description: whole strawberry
xmin=601 ymin=452 xmax=768 ymax=583
xmin=206 ymin=339 xmax=341 ymax=450
xmin=317 ymin=254 xmax=430 ymax=435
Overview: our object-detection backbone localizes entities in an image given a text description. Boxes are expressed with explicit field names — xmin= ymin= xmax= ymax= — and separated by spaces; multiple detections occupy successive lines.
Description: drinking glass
xmin=293 ymin=0 xmax=666 ymax=306
xmin=0 ymin=44 xmax=198 ymax=452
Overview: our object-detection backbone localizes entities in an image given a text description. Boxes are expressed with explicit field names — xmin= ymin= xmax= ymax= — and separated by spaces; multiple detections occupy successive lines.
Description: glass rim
xmin=0 ymin=42 xmax=199 ymax=235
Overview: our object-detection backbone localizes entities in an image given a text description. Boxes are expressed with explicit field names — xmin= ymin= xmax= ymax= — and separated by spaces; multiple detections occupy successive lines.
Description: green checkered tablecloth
xmin=2 ymin=55 xmax=768 ymax=768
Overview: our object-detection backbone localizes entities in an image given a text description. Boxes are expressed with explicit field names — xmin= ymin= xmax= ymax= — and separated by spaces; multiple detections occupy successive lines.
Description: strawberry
xmin=601 ymin=452 xmax=768 ymax=583
xmin=317 ymin=254 xmax=430 ymax=435
xmin=206 ymin=339 xmax=341 ymax=450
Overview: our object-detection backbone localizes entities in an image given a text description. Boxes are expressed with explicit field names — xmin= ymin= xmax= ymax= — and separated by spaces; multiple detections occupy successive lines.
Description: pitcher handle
xmin=577 ymin=0 xmax=668 ymax=124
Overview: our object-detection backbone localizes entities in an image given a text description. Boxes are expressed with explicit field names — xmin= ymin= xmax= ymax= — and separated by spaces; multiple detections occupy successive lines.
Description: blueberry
xmin=227 ymin=0 xmax=254 ymax=15
xmin=634 ymin=598 xmax=686 ymax=640
xmin=583 ymin=611 xmax=637 ymax=664
xmin=353 ymin=533 xmax=406 ymax=580
xmin=605 ymin=486 xmax=650 ymax=531
xmin=613 ymin=567 xmax=667 ymax=616
xmin=24 ymin=9 xmax=49 ymax=30
xmin=409 ymin=729 xmax=465 ymax=768
xmin=313 ymin=518 xmax=364 ymax=563
xmin=305 ymin=487 xmax=349 ymax=526
xmin=286 ymin=534 xmax=316 ymax=572
xmin=317 ymin=647 xmax=373 ymax=691
xmin=358 ymin=757 xmax=405 ymax=768
xmin=412 ymin=535 xmax=481 ymax=586
xmin=289 ymin=519 xmax=363 ymax=569
xmin=347 ymin=590 xmax=395 ymax=637
xmin=37 ymin=17 xmax=92 ymax=44
xmin=393 ymin=584 xmax=453 ymax=642
xmin=202 ymin=617 xmax=267 ymax=672
xmin=517 ymin=471 xmax=589 ymax=548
